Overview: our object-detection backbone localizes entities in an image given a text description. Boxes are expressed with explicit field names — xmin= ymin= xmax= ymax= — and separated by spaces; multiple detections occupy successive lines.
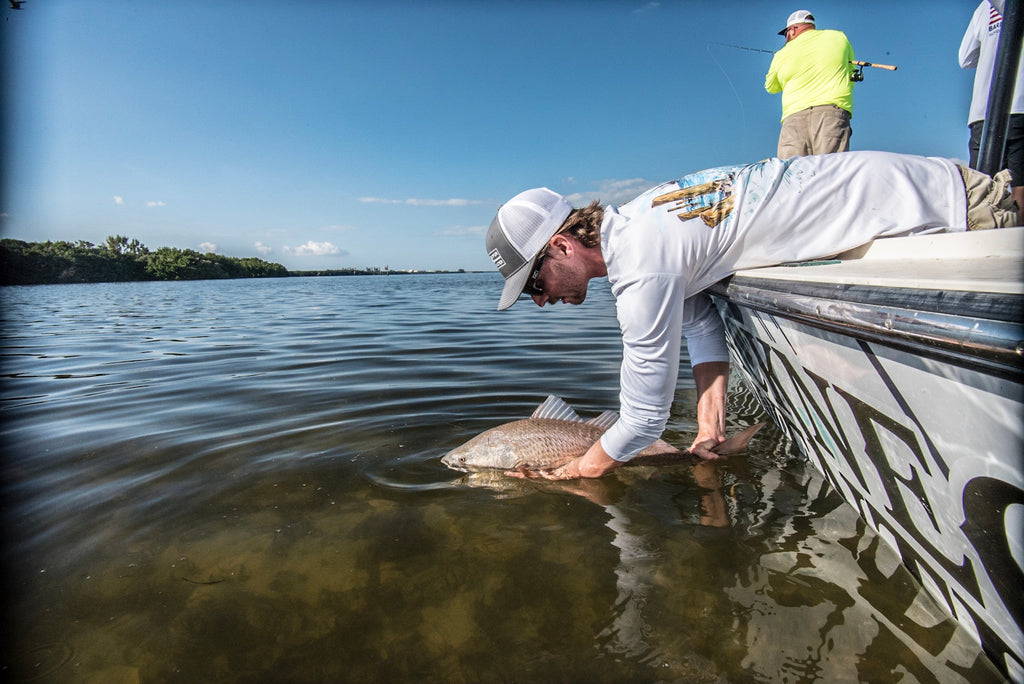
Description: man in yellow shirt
xmin=765 ymin=10 xmax=856 ymax=158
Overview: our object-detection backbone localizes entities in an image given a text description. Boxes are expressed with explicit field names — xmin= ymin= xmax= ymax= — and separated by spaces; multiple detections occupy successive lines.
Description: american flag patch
xmin=988 ymin=6 xmax=1002 ymax=33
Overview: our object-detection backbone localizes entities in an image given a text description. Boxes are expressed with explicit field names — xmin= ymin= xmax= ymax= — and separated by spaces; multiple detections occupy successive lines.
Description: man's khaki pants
xmin=777 ymin=105 xmax=852 ymax=159
xmin=958 ymin=166 xmax=1020 ymax=229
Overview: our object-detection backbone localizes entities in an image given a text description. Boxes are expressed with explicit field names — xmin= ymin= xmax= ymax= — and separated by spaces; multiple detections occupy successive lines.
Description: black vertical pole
xmin=978 ymin=0 xmax=1024 ymax=176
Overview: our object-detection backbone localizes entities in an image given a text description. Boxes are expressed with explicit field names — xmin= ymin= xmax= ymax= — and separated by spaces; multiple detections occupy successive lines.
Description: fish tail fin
xmin=712 ymin=422 xmax=766 ymax=455
xmin=646 ymin=437 xmax=684 ymax=455
xmin=632 ymin=437 xmax=686 ymax=463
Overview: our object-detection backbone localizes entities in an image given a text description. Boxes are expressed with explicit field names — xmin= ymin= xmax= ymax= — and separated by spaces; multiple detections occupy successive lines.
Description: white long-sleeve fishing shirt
xmin=959 ymin=0 xmax=1024 ymax=125
xmin=598 ymin=151 xmax=966 ymax=462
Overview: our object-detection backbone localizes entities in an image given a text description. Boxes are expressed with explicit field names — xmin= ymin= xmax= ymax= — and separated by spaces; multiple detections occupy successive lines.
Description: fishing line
xmin=705 ymin=42 xmax=760 ymax=130
xmin=707 ymin=41 xmax=775 ymax=55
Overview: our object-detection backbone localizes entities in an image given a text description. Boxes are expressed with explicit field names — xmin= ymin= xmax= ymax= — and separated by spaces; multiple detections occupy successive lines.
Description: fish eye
xmin=458 ymin=456 xmax=466 ymax=463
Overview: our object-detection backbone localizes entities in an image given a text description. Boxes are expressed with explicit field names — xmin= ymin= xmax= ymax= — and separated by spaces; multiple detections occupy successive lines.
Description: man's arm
xmin=765 ymin=54 xmax=784 ymax=94
xmin=511 ymin=358 xmax=731 ymax=478
xmin=688 ymin=361 xmax=730 ymax=459
xmin=959 ymin=3 xmax=987 ymax=69
xmin=843 ymin=35 xmax=856 ymax=81
xmin=680 ymin=294 xmax=730 ymax=459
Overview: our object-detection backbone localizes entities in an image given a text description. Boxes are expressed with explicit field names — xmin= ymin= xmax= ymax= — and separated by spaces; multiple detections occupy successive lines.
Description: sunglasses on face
xmin=521 ymin=251 xmax=548 ymax=297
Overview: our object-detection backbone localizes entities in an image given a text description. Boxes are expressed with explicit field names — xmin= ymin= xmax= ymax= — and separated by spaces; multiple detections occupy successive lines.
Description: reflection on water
xmin=0 ymin=275 xmax=1005 ymax=682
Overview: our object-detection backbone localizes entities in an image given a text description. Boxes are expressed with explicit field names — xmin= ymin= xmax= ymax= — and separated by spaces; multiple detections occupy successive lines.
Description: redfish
xmin=441 ymin=395 xmax=762 ymax=472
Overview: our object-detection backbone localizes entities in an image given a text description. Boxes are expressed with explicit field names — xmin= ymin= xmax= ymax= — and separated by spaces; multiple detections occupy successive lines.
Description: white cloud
xmin=565 ymin=177 xmax=652 ymax=206
xmin=199 ymin=242 xmax=217 ymax=253
xmin=358 ymin=197 xmax=483 ymax=207
xmin=633 ymin=2 xmax=660 ymax=14
xmin=435 ymin=225 xmax=487 ymax=237
xmin=113 ymin=196 xmax=124 ymax=205
xmin=254 ymin=241 xmax=272 ymax=255
xmin=146 ymin=200 xmax=166 ymax=207
xmin=283 ymin=240 xmax=342 ymax=256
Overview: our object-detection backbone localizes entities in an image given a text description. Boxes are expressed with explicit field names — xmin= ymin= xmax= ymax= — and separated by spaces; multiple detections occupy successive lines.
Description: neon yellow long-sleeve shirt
xmin=765 ymin=29 xmax=856 ymax=122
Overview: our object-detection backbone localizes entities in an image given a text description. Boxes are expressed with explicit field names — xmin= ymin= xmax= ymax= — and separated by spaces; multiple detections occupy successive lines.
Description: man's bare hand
xmin=690 ymin=422 xmax=765 ymax=460
xmin=506 ymin=457 xmax=582 ymax=480
xmin=688 ymin=436 xmax=728 ymax=460
xmin=506 ymin=445 xmax=622 ymax=480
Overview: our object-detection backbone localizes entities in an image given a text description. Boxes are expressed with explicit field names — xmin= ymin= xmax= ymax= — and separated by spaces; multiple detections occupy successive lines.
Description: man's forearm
xmin=691 ymin=361 xmax=730 ymax=457
xmin=578 ymin=439 xmax=622 ymax=478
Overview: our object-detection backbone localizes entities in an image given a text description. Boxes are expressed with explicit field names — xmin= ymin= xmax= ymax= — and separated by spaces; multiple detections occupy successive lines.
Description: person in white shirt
xmin=485 ymin=151 xmax=1018 ymax=479
xmin=959 ymin=0 xmax=1024 ymax=210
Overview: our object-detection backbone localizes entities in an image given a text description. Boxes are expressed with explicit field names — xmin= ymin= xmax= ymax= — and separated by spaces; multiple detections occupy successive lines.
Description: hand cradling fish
xmin=441 ymin=395 xmax=762 ymax=473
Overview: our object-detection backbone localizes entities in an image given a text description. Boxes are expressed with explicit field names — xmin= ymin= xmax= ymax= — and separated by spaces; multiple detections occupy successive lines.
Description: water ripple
xmin=0 ymin=275 xmax=1005 ymax=683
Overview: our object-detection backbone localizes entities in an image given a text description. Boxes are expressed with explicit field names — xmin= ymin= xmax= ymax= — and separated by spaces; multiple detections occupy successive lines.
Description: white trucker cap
xmin=779 ymin=9 xmax=815 ymax=35
xmin=485 ymin=187 xmax=573 ymax=311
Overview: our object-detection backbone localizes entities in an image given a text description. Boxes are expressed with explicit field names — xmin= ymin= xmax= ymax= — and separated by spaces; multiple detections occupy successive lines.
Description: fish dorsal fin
xmin=587 ymin=411 xmax=619 ymax=429
xmin=531 ymin=395 xmax=582 ymax=422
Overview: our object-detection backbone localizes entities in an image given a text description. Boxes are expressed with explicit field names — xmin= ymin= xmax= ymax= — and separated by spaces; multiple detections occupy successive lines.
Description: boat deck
xmin=733 ymin=226 xmax=1023 ymax=294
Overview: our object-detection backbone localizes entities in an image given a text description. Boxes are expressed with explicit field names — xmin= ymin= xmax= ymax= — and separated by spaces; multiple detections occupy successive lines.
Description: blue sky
xmin=2 ymin=0 xmax=984 ymax=272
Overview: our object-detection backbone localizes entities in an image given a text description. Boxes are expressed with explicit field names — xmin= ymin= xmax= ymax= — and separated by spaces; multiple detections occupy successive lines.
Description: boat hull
xmin=708 ymin=231 xmax=1024 ymax=680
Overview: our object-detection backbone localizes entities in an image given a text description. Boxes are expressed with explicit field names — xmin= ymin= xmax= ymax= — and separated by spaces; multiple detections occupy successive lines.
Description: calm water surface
xmin=0 ymin=274 xmax=1005 ymax=683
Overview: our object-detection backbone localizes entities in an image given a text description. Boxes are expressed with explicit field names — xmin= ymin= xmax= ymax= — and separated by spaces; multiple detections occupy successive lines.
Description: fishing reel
xmin=849 ymin=60 xmax=897 ymax=82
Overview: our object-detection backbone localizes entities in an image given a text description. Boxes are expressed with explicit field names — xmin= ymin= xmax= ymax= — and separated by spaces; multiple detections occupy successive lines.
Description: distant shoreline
xmin=0 ymin=237 xmax=485 ymax=285
xmin=287 ymin=269 xmax=480 ymax=277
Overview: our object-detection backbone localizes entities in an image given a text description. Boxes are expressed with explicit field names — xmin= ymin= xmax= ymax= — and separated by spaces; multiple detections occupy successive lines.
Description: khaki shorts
xmin=777 ymin=105 xmax=852 ymax=159
xmin=957 ymin=165 xmax=1020 ymax=230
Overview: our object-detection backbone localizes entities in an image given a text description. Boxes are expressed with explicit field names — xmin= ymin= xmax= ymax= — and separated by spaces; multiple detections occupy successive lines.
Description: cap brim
xmin=496 ymin=260 xmax=533 ymax=311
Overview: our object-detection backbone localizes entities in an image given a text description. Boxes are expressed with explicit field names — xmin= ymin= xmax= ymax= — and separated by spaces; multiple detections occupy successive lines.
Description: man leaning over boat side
xmin=484 ymin=151 xmax=1020 ymax=480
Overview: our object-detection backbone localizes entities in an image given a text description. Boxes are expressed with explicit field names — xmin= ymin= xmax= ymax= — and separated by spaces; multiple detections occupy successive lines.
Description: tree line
xmin=0 ymin=236 xmax=290 ymax=285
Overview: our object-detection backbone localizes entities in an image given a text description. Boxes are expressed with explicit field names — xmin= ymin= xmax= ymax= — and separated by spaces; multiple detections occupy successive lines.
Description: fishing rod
xmin=707 ymin=42 xmax=898 ymax=80
xmin=850 ymin=59 xmax=898 ymax=81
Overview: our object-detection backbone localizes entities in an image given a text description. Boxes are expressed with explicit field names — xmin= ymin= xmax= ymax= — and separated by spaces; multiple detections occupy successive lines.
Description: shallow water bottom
xmin=6 ymin=452 xmax=1005 ymax=684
